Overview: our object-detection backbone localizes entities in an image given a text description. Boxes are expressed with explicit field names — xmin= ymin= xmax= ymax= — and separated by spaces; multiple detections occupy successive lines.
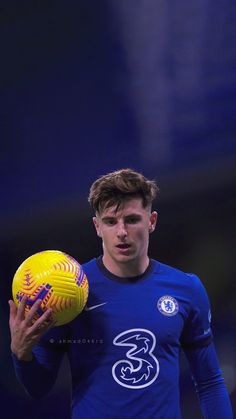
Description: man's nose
xmin=116 ymin=221 xmax=127 ymax=238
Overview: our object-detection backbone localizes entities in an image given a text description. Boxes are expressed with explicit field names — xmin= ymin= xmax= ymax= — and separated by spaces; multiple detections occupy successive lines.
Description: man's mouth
xmin=116 ymin=244 xmax=131 ymax=249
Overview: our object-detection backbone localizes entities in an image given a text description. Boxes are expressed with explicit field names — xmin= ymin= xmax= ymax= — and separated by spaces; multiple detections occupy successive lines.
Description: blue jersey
xmin=67 ymin=258 xmax=212 ymax=418
xmin=12 ymin=258 xmax=233 ymax=418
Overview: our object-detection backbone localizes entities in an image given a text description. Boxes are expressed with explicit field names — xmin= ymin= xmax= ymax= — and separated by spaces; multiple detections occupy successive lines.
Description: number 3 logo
xmin=112 ymin=328 xmax=159 ymax=389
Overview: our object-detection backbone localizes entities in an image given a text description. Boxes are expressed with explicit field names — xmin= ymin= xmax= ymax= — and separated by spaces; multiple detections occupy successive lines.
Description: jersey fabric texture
xmin=12 ymin=258 xmax=233 ymax=419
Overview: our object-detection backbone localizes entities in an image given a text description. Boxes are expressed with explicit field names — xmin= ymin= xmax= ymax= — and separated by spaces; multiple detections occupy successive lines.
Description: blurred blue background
xmin=1 ymin=1 xmax=236 ymax=417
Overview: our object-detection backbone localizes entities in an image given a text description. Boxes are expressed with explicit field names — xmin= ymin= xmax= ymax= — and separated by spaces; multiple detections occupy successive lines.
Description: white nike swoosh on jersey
xmin=84 ymin=302 xmax=107 ymax=311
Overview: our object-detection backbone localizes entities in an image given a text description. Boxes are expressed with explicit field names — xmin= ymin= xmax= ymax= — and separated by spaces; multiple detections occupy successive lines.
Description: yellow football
xmin=12 ymin=250 xmax=89 ymax=326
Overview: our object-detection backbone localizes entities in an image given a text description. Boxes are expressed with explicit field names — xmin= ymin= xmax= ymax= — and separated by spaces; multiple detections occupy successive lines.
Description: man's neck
xmin=102 ymin=255 xmax=150 ymax=278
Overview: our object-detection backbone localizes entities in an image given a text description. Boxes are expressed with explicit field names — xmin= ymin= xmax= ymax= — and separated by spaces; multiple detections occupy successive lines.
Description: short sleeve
xmin=181 ymin=274 xmax=213 ymax=349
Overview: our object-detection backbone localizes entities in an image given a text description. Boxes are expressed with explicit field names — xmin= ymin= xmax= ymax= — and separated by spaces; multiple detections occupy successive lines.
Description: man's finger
xmin=16 ymin=294 xmax=28 ymax=321
xmin=24 ymin=298 xmax=43 ymax=326
xmin=29 ymin=308 xmax=55 ymax=335
xmin=8 ymin=300 xmax=17 ymax=325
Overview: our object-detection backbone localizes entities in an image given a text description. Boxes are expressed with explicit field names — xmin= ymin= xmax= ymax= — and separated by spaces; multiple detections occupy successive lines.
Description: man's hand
xmin=9 ymin=295 xmax=56 ymax=361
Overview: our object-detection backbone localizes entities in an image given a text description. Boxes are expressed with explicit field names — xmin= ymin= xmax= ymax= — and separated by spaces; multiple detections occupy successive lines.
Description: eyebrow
xmin=124 ymin=213 xmax=142 ymax=219
xmin=101 ymin=216 xmax=116 ymax=222
xmin=101 ymin=213 xmax=142 ymax=221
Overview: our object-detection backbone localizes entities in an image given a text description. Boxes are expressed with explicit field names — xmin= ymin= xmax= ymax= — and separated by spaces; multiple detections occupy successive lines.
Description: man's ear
xmin=149 ymin=211 xmax=158 ymax=233
xmin=93 ymin=216 xmax=102 ymax=238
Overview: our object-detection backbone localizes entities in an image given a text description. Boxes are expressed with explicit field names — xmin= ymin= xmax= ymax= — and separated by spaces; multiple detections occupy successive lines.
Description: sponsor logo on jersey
xmin=112 ymin=328 xmax=159 ymax=389
xmin=157 ymin=295 xmax=179 ymax=317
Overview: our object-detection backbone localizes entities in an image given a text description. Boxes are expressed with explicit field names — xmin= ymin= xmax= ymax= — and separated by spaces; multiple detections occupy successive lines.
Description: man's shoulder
xmin=156 ymin=260 xmax=186 ymax=275
xmin=82 ymin=258 xmax=97 ymax=272
xmin=155 ymin=260 xmax=201 ymax=287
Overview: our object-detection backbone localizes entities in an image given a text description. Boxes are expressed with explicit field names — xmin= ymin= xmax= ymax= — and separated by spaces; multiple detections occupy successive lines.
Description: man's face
xmin=93 ymin=198 xmax=157 ymax=272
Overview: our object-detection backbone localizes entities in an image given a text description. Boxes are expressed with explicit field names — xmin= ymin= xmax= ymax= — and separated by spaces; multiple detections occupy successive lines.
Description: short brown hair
xmin=88 ymin=168 xmax=159 ymax=213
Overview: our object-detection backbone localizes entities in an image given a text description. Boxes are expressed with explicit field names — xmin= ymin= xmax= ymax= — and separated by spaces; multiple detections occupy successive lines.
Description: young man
xmin=9 ymin=168 xmax=233 ymax=418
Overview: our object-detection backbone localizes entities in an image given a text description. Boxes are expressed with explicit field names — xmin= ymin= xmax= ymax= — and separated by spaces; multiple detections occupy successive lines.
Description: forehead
xmin=99 ymin=198 xmax=149 ymax=218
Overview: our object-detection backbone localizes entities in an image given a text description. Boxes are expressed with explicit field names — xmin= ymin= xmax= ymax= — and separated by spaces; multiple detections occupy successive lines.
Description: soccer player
xmin=9 ymin=168 xmax=233 ymax=418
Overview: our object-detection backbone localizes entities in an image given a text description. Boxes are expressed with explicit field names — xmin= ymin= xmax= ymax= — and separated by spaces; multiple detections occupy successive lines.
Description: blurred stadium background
xmin=1 ymin=1 xmax=236 ymax=418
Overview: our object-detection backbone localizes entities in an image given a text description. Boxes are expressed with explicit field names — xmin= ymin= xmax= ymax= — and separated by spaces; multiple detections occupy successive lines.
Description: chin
xmin=115 ymin=254 xmax=137 ymax=264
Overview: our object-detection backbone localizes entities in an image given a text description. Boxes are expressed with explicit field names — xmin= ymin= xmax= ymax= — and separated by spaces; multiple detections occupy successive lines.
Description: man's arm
xmin=184 ymin=342 xmax=233 ymax=419
xmin=9 ymin=296 xmax=64 ymax=397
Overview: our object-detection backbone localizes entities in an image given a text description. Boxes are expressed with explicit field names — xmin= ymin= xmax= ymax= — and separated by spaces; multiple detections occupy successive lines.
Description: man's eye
xmin=127 ymin=217 xmax=139 ymax=224
xmin=105 ymin=219 xmax=116 ymax=225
